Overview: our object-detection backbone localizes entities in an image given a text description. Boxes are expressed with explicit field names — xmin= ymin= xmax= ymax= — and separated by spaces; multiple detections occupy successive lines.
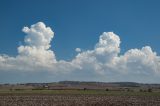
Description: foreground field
xmin=0 ymin=90 xmax=160 ymax=106
xmin=0 ymin=94 xmax=160 ymax=106
xmin=1 ymin=81 xmax=160 ymax=105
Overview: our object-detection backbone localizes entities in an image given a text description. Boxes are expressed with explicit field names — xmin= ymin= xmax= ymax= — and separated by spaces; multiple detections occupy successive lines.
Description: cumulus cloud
xmin=123 ymin=46 xmax=160 ymax=75
xmin=0 ymin=22 xmax=160 ymax=83
xmin=0 ymin=22 xmax=57 ymax=72
xmin=71 ymin=32 xmax=160 ymax=82
xmin=75 ymin=48 xmax=81 ymax=52
xmin=22 ymin=22 xmax=54 ymax=49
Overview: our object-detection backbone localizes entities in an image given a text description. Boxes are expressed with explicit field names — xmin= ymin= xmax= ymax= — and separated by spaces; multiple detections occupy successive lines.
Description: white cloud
xmin=94 ymin=32 xmax=120 ymax=63
xmin=22 ymin=22 xmax=54 ymax=49
xmin=71 ymin=32 xmax=160 ymax=82
xmin=0 ymin=22 xmax=57 ymax=72
xmin=123 ymin=46 xmax=160 ymax=75
xmin=75 ymin=48 xmax=81 ymax=52
xmin=0 ymin=22 xmax=160 ymax=83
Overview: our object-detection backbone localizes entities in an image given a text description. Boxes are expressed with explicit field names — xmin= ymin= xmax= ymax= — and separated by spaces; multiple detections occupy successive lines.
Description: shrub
xmin=139 ymin=89 xmax=143 ymax=92
xmin=148 ymin=88 xmax=152 ymax=92
xmin=105 ymin=88 xmax=109 ymax=91
xmin=83 ymin=88 xmax=87 ymax=91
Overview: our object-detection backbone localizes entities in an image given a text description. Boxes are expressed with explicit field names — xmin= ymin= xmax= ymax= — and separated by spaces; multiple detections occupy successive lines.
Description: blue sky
xmin=0 ymin=0 xmax=160 ymax=60
xmin=0 ymin=0 xmax=160 ymax=83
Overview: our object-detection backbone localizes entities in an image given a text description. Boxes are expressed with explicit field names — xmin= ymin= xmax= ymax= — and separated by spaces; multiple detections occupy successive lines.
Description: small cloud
xmin=75 ymin=48 xmax=81 ymax=52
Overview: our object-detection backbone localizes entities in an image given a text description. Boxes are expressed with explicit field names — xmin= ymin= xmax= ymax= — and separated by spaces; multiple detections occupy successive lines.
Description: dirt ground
xmin=0 ymin=94 xmax=160 ymax=106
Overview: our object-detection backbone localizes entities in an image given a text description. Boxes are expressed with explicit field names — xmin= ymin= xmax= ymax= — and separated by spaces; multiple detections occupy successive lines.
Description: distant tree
xmin=83 ymin=88 xmax=87 ymax=91
xmin=139 ymin=89 xmax=143 ymax=92
xmin=105 ymin=88 xmax=109 ymax=91
xmin=126 ymin=88 xmax=130 ymax=92
xmin=148 ymin=88 xmax=152 ymax=92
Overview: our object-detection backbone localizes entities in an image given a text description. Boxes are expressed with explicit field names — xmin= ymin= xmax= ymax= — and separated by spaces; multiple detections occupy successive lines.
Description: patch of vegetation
xmin=0 ymin=89 xmax=160 ymax=96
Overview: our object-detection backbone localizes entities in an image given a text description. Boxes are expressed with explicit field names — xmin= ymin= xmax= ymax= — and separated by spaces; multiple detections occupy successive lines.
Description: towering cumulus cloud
xmin=0 ymin=22 xmax=160 ymax=83
xmin=0 ymin=22 xmax=56 ymax=72
xmin=18 ymin=22 xmax=56 ymax=65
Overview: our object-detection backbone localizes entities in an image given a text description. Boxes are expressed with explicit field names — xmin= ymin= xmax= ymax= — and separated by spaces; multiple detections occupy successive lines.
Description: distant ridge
xmin=1 ymin=81 xmax=160 ymax=88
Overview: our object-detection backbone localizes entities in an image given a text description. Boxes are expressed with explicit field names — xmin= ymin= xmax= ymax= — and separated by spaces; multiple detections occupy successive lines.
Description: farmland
xmin=0 ymin=93 xmax=160 ymax=106
xmin=0 ymin=81 xmax=160 ymax=106
xmin=0 ymin=90 xmax=160 ymax=106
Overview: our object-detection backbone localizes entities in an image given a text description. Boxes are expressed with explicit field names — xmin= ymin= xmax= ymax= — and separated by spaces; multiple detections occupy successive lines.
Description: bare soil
xmin=0 ymin=94 xmax=160 ymax=106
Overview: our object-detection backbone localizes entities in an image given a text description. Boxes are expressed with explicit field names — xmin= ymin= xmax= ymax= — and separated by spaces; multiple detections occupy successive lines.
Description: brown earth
xmin=0 ymin=95 xmax=160 ymax=106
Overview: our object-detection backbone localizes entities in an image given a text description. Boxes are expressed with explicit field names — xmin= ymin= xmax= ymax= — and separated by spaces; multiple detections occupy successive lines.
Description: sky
xmin=0 ymin=0 xmax=160 ymax=83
